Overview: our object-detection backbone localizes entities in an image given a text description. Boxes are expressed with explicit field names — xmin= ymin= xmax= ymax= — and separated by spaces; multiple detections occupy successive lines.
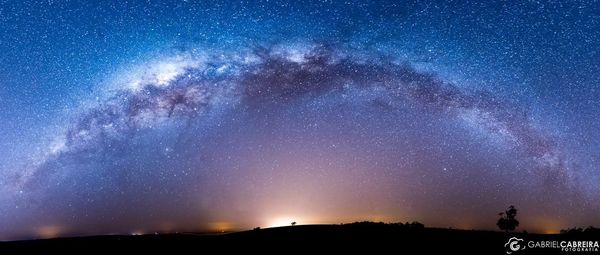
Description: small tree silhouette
xmin=291 ymin=221 xmax=297 ymax=226
xmin=497 ymin=205 xmax=519 ymax=232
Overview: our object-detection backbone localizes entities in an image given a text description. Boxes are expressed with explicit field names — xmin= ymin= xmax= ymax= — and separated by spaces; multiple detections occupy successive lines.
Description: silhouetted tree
xmin=291 ymin=222 xmax=296 ymax=226
xmin=497 ymin=205 xmax=519 ymax=232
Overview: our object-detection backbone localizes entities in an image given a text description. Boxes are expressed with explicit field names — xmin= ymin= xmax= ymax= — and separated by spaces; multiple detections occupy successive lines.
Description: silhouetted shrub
xmin=560 ymin=226 xmax=599 ymax=235
xmin=409 ymin=221 xmax=424 ymax=229
xmin=585 ymin=226 xmax=600 ymax=234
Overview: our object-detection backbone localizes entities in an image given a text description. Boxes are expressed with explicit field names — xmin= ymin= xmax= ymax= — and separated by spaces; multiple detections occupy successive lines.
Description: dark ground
xmin=1 ymin=223 xmax=599 ymax=254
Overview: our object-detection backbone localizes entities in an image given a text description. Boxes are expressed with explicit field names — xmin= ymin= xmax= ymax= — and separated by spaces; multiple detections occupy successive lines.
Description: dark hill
xmin=2 ymin=223 xmax=599 ymax=254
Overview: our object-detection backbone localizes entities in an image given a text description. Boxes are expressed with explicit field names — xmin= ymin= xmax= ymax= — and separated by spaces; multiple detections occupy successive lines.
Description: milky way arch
xmin=1 ymin=43 xmax=585 ymax=239
xmin=19 ymin=44 xmax=568 ymax=188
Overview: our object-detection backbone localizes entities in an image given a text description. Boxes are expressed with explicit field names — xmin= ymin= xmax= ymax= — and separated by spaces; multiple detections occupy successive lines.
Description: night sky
xmin=0 ymin=0 xmax=599 ymax=240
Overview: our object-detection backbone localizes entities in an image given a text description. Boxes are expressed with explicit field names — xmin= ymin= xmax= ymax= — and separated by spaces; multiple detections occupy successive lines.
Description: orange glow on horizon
xmin=36 ymin=226 xmax=63 ymax=239
xmin=208 ymin=221 xmax=236 ymax=232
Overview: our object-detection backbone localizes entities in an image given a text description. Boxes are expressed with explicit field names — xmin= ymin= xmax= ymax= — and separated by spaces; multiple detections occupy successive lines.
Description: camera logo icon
xmin=505 ymin=237 xmax=526 ymax=254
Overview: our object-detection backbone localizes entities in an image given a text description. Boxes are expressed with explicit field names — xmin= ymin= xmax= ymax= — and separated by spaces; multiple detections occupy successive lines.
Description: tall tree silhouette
xmin=497 ymin=205 xmax=519 ymax=232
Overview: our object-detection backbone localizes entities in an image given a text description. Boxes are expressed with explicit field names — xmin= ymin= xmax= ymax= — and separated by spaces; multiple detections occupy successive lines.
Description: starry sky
xmin=0 ymin=0 xmax=599 ymax=240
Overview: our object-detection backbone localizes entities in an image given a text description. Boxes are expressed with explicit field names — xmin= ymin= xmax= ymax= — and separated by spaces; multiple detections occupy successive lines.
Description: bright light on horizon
xmin=266 ymin=217 xmax=298 ymax=228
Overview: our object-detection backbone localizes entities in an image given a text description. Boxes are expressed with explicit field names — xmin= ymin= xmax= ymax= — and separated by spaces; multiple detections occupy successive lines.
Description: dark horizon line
xmin=3 ymin=221 xmax=596 ymax=242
